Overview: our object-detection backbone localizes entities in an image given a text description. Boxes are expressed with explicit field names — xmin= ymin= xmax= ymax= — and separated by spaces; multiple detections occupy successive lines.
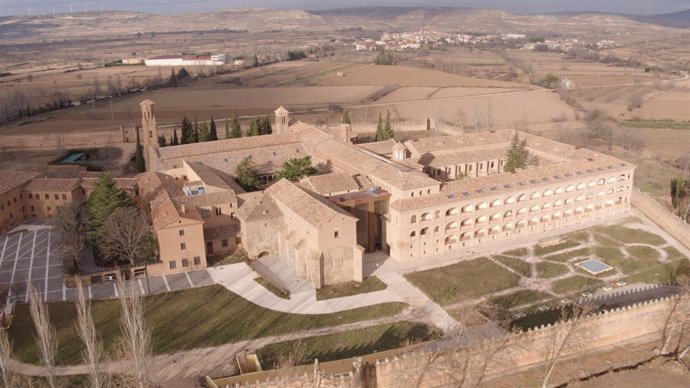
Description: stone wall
xmin=210 ymin=294 xmax=689 ymax=387
xmin=632 ymin=187 xmax=690 ymax=250
xmin=1 ymin=127 xmax=128 ymax=150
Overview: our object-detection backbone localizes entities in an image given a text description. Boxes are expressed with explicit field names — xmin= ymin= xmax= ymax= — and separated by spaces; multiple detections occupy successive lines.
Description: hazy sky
xmin=0 ymin=0 xmax=688 ymax=16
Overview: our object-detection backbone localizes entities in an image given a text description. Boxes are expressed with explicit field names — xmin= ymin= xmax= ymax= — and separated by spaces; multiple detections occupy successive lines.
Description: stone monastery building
xmin=0 ymin=99 xmax=635 ymax=287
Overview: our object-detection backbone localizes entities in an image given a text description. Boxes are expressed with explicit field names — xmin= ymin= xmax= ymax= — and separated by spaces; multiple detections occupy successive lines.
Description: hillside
xmin=0 ymin=6 xmax=683 ymax=43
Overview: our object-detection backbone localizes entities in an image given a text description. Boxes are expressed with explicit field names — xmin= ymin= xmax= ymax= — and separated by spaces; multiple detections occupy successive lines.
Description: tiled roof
xmin=357 ymin=139 xmax=397 ymax=156
xmin=23 ymin=178 xmax=81 ymax=193
xmin=185 ymin=161 xmax=245 ymax=193
xmin=0 ymin=171 xmax=39 ymax=194
xmin=178 ymin=191 xmax=237 ymax=208
xmin=266 ymin=179 xmax=356 ymax=227
xmin=300 ymin=172 xmax=361 ymax=196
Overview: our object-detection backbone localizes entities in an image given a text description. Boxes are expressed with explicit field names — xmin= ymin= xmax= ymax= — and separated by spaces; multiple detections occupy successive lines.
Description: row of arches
xmin=410 ymin=186 xmax=628 ymax=224
xmin=410 ymin=199 xmax=622 ymax=239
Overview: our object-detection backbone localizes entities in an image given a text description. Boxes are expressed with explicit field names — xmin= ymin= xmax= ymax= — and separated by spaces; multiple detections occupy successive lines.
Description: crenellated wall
xmin=209 ymin=293 xmax=689 ymax=387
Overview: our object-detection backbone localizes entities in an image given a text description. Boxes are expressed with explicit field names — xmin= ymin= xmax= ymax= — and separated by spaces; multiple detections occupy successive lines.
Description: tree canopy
xmin=342 ymin=110 xmax=351 ymax=125
xmin=180 ymin=117 xmax=193 ymax=144
xmin=229 ymin=114 xmax=242 ymax=138
xmin=208 ymin=117 xmax=218 ymax=141
xmin=234 ymin=156 xmax=258 ymax=191
xmin=277 ymin=156 xmax=318 ymax=181
xmin=134 ymin=127 xmax=146 ymax=173
xmin=247 ymin=119 xmax=260 ymax=137
xmin=85 ymin=173 xmax=134 ymax=242
xmin=504 ymin=132 xmax=538 ymax=173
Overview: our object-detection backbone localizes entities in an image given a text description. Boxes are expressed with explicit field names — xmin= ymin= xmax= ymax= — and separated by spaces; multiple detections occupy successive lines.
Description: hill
xmin=632 ymin=9 xmax=690 ymax=28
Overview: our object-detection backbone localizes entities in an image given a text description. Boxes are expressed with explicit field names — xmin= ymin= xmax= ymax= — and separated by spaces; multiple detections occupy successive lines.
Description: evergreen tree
xmin=180 ymin=117 xmax=193 ymax=144
xmin=504 ymin=132 xmax=538 ymax=173
xmin=375 ymin=113 xmax=384 ymax=142
xmin=342 ymin=110 xmax=351 ymax=125
xmin=192 ymin=117 xmax=200 ymax=143
xmin=258 ymin=114 xmax=272 ymax=135
xmin=85 ymin=173 xmax=134 ymax=241
xmin=198 ymin=121 xmax=210 ymax=142
xmin=208 ymin=117 xmax=218 ymax=141
xmin=224 ymin=118 xmax=231 ymax=140
xmin=134 ymin=126 xmax=146 ymax=173
xmin=172 ymin=128 xmax=179 ymax=146
xmin=382 ymin=110 xmax=395 ymax=140
xmin=277 ymin=156 xmax=318 ymax=181
xmin=157 ymin=135 xmax=167 ymax=147
xmin=234 ymin=156 xmax=258 ymax=191
xmin=247 ymin=119 xmax=260 ymax=137
xmin=230 ymin=113 xmax=242 ymax=138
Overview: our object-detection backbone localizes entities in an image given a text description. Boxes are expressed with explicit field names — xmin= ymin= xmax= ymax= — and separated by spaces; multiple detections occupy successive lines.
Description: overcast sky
xmin=0 ymin=0 xmax=688 ymax=16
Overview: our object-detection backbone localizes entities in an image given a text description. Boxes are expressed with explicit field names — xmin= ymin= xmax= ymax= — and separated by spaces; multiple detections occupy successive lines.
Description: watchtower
xmin=139 ymin=99 xmax=158 ymax=145
xmin=274 ymin=106 xmax=289 ymax=134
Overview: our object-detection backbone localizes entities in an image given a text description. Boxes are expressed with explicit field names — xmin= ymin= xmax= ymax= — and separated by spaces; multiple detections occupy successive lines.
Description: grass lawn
xmin=494 ymin=255 xmax=532 ymax=277
xmin=536 ymin=262 xmax=569 ymax=279
xmin=592 ymin=233 xmax=623 ymax=248
xmin=489 ymin=290 xmax=551 ymax=311
xmin=591 ymin=246 xmax=626 ymax=266
xmin=405 ymin=257 xmax=520 ymax=305
xmin=552 ymin=276 xmax=603 ymax=294
xmin=594 ymin=225 xmax=666 ymax=246
xmin=256 ymin=322 xmax=441 ymax=369
xmin=566 ymin=230 xmax=591 ymax=243
xmin=503 ymin=247 xmax=528 ymax=257
xmin=543 ymin=248 xmax=590 ymax=263
xmin=207 ymin=249 xmax=248 ymax=267
xmin=8 ymin=285 xmax=406 ymax=365
xmin=255 ymin=277 xmax=290 ymax=299
xmin=534 ymin=240 xmax=580 ymax=256
xmin=625 ymin=260 xmax=690 ymax=284
xmin=665 ymin=246 xmax=687 ymax=261
xmin=627 ymin=246 xmax=661 ymax=261
xmin=316 ymin=277 xmax=387 ymax=301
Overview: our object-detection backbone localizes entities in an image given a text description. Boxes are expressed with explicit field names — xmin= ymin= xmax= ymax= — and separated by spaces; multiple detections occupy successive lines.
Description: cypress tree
xmin=383 ymin=110 xmax=394 ymax=140
xmin=172 ymin=128 xmax=179 ymax=146
xmin=224 ymin=118 xmax=231 ymax=140
xmin=193 ymin=117 xmax=200 ymax=143
xmin=209 ymin=117 xmax=218 ymax=141
xmin=259 ymin=114 xmax=272 ymax=135
xmin=230 ymin=113 xmax=242 ymax=138
xmin=198 ymin=121 xmax=210 ymax=142
xmin=375 ymin=113 xmax=384 ymax=142
xmin=157 ymin=135 xmax=167 ymax=147
xmin=135 ymin=126 xmax=146 ymax=173
xmin=180 ymin=117 xmax=192 ymax=144
xmin=247 ymin=119 xmax=260 ymax=137
xmin=169 ymin=68 xmax=177 ymax=86
xmin=342 ymin=110 xmax=351 ymax=125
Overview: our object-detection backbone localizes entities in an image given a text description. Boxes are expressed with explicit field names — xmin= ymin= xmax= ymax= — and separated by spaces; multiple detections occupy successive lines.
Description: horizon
xmin=0 ymin=1 xmax=688 ymax=17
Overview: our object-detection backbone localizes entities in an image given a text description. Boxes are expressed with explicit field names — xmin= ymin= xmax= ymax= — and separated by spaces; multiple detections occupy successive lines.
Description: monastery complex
xmin=0 ymin=99 xmax=635 ymax=287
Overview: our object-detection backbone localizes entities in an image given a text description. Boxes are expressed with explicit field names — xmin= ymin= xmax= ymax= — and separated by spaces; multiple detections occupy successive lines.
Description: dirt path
xmin=6 ymin=308 xmax=418 ymax=383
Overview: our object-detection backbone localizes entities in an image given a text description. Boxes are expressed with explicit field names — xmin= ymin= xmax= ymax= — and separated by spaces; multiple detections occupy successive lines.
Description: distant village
xmin=352 ymin=29 xmax=618 ymax=53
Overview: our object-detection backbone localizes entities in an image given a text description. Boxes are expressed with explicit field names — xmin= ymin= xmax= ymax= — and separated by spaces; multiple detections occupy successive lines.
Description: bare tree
xmin=54 ymin=202 xmax=87 ymax=271
xmin=0 ymin=327 xmax=13 ymax=387
xmin=618 ymin=129 xmax=645 ymax=152
xmin=100 ymin=207 xmax=152 ymax=266
xmin=118 ymin=281 xmax=151 ymax=388
xmin=473 ymin=104 xmax=495 ymax=132
xmin=541 ymin=305 xmax=593 ymax=388
xmin=75 ymin=278 xmax=103 ymax=388
xmin=660 ymin=281 xmax=690 ymax=364
xmin=28 ymin=283 xmax=57 ymax=388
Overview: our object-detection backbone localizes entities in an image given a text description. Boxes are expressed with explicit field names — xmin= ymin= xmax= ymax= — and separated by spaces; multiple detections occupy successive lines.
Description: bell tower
xmin=274 ymin=106 xmax=289 ymax=134
xmin=139 ymin=99 xmax=157 ymax=146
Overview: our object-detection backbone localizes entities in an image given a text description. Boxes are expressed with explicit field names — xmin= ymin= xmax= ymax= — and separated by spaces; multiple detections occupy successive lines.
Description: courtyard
xmin=404 ymin=215 xmax=690 ymax=321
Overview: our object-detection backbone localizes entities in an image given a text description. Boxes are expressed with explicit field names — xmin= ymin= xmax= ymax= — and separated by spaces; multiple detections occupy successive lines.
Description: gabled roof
xmin=139 ymin=99 xmax=155 ymax=106
xmin=23 ymin=178 xmax=81 ymax=192
xmin=0 ymin=171 xmax=39 ymax=194
xmin=275 ymin=105 xmax=289 ymax=115
xmin=185 ymin=161 xmax=245 ymax=194
xmin=300 ymin=172 xmax=361 ymax=196
xmin=266 ymin=179 xmax=356 ymax=228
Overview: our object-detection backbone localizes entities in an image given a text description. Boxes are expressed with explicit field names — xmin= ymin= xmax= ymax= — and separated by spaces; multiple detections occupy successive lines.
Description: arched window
xmin=476 ymin=215 xmax=489 ymax=224
xmin=553 ymin=211 xmax=562 ymax=220
xmin=461 ymin=218 xmax=473 ymax=227
xmin=543 ymin=189 xmax=554 ymax=197
xmin=434 ymin=226 xmax=440 ymax=233
xmin=554 ymin=199 xmax=564 ymax=207
xmin=503 ymin=223 xmax=514 ymax=231
xmin=460 ymin=232 xmax=472 ymax=241
xmin=504 ymin=210 xmax=513 ymax=218
xmin=555 ymin=187 xmax=565 ymax=194
xmin=598 ymin=178 xmax=606 ymax=185
xmin=576 ymin=195 xmax=585 ymax=202
xmin=410 ymin=231 xmax=416 ymax=237
xmin=490 ymin=199 xmax=503 ymax=208
xmin=518 ymin=208 xmax=528 ymax=215
xmin=588 ymin=180 xmax=596 ymax=188
xmin=596 ymin=191 xmax=605 ymax=197
xmin=541 ymin=215 xmax=551 ymax=223
xmin=475 ymin=229 xmax=486 ymax=238
xmin=490 ymin=212 xmax=502 ymax=221
xmin=566 ymin=185 xmax=576 ymax=192
xmin=575 ymin=207 xmax=585 ymax=215
xmin=446 ymin=221 xmax=459 ymax=231
xmin=564 ymin=209 xmax=574 ymax=216
xmin=618 ymin=174 xmax=627 ymax=181
xmin=516 ymin=220 xmax=527 ymax=229
xmin=530 ymin=204 xmax=540 ymax=212
xmin=445 ymin=235 xmax=458 ymax=245
xmin=461 ymin=205 xmax=473 ymax=213
xmin=518 ymin=194 xmax=528 ymax=202
xmin=586 ymin=193 xmax=594 ymax=200
xmin=506 ymin=196 xmax=516 ymax=204
xmin=608 ymin=176 xmax=617 ymax=183
xmin=410 ymin=215 xmax=417 ymax=223
xmin=531 ymin=191 xmax=541 ymax=199
xmin=542 ymin=203 xmax=552 ymax=210
xmin=565 ymin=198 xmax=574 ymax=205
xmin=528 ymin=217 xmax=539 ymax=225
xmin=420 ymin=227 xmax=430 ymax=236
xmin=421 ymin=212 xmax=433 ymax=221
xmin=489 ymin=226 xmax=501 ymax=235
xmin=477 ymin=202 xmax=489 ymax=210
xmin=448 ymin=207 xmax=461 ymax=215
xmin=577 ymin=182 xmax=587 ymax=190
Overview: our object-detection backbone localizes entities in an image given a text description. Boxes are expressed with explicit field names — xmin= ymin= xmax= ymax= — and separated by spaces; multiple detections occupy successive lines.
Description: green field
xmin=316 ymin=277 xmax=387 ymax=301
xmin=8 ymin=285 xmax=406 ymax=365
xmin=405 ymin=257 xmax=520 ymax=305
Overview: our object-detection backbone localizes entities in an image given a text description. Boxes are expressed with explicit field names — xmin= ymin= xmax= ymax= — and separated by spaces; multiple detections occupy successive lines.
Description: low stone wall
xmin=632 ymin=187 xmax=690 ymax=250
xmin=1 ymin=128 xmax=126 ymax=150
xmin=210 ymin=294 xmax=688 ymax=387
